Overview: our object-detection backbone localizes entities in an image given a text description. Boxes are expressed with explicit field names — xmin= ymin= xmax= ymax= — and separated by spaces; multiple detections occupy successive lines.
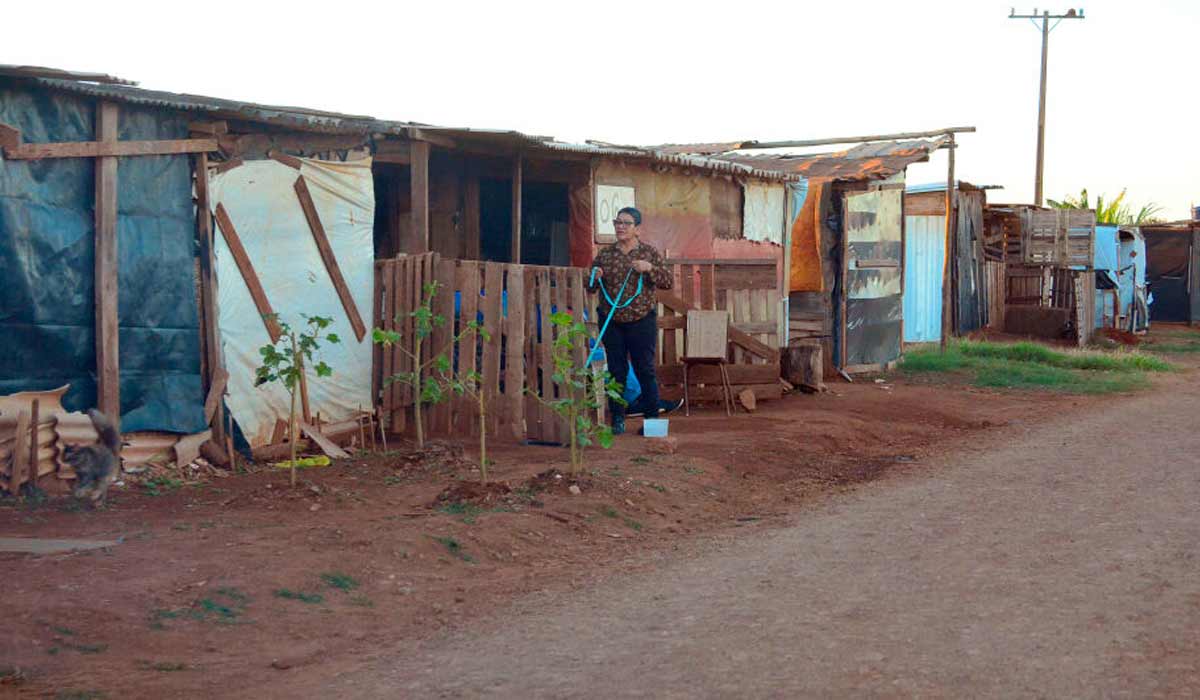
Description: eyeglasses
xmin=612 ymin=219 xmax=637 ymax=227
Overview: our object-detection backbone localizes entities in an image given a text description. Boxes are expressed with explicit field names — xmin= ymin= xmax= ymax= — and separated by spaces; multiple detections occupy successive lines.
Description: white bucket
xmin=642 ymin=418 xmax=669 ymax=438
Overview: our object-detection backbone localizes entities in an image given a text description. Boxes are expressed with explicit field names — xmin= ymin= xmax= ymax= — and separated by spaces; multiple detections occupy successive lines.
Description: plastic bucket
xmin=642 ymin=418 xmax=669 ymax=437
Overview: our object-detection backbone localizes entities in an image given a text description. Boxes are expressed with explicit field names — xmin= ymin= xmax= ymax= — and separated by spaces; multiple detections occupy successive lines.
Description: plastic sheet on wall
xmin=0 ymin=83 xmax=206 ymax=433
xmin=208 ymin=157 xmax=375 ymax=448
xmin=742 ymin=182 xmax=786 ymax=245
xmin=844 ymin=189 xmax=903 ymax=366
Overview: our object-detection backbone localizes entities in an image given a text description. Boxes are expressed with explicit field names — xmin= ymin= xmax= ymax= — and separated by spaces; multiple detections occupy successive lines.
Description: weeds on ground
xmin=143 ymin=476 xmax=184 ymax=497
xmin=320 ymin=572 xmax=359 ymax=591
xmin=149 ymin=587 xmax=249 ymax=629
xmin=274 ymin=589 xmax=324 ymax=604
xmin=135 ymin=660 xmax=187 ymax=672
xmin=428 ymin=535 xmax=475 ymax=563
xmin=901 ymin=340 xmax=1168 ymax=393
xmin=437 ymin=501 xmax=485 ymax=524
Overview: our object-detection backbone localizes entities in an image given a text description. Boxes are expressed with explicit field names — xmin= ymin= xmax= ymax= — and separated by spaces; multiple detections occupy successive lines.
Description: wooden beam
xmin=293 ymin=175 xmax=367 ymax=341
xmin=195 ymin=152 xmax=226 ymax=444
xmin=4 ymin=137 xmax=218 ymax=160
xmin=940 ymin=134 xmax=956 ymax=352
xmin=511 ymin=154 xmax=522 ymax=263
xmin=213 ymin=203 xmax=282 ymax=343
xmin=408 ymin=128 xmax=458 ymax=149
xmin=0 ymin=123 xmax=19 ymax=151
xmin=410 ymin=140 xmax=431 ymax=253
xmin=268 ymin=150 xmax=303 ymax=170
xmin=188 ymin=120 xmax=229 ymax=135
xmin=95 ymin=101 xmax=121 ymax=427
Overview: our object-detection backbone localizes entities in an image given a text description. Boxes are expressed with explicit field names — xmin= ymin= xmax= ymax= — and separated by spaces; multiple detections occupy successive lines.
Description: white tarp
xmin=209 ymin=157 xmax=375 ymax=448
xmin=742 ymin=182 xmax=786 ymax=245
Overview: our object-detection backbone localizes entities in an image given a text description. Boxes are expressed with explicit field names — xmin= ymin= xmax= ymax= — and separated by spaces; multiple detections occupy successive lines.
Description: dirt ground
xmin=1 ymin=328 xmax=1194 ymax=698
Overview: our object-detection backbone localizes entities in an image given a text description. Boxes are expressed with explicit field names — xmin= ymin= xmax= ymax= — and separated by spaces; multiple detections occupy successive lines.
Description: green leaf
xmin=315 ymin=362 xmax=332 ymax=378
xmin=326 ymin=333 xmax=340 ymax=344
xmin=596 ymin=427 xmax=614 ymax=449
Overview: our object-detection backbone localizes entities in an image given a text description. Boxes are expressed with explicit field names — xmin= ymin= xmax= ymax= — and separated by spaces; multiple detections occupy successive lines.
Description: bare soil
xmin=3 ymin=334 xmax=1191 ymax=697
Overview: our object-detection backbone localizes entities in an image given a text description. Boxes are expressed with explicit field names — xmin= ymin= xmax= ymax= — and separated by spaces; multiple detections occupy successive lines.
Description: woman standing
xmin=588 ymin=207 xmax=673 ymax=435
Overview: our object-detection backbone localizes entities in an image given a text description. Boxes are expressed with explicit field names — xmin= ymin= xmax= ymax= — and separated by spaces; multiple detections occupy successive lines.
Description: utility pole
xmin=1009 ymin=8 xmax=1085 ymax=206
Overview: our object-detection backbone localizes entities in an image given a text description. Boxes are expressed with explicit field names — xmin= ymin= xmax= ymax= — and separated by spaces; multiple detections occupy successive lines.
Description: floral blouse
xmin=588 ymin=240 xmax=673 ymax=323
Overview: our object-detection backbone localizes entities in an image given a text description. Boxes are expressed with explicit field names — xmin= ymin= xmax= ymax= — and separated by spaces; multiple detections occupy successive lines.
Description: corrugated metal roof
xmin=906 ymin=181 xmax=1003 ymax=194
xmin=0 ymin=64 xmax=136 ymax=86
xmin=1 ymin=67 xmax=794 ymax=181
xmin=712 ymin=138 xmax=948 ymax=181
xmin=9 ymin=75 xmax=414 ymax=134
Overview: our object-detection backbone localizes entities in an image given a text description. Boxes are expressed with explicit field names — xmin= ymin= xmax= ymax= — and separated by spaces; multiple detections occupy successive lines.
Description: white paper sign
xmin=595 ymin=185 xmax=636 ymax=241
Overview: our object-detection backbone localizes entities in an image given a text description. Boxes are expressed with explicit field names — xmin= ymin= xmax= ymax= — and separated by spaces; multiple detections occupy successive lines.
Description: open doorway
xmin=478 ymin=179 xmax=570 ymax=266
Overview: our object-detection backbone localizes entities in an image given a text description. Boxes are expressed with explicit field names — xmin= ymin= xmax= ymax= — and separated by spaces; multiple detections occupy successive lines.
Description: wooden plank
xmin=728 ymin=325 xmax=780 ymax=363
xmin=408 ymin=127 xmax=458 ymax=149
xmin=535 ymin=269 xmax=556 ymax=443
xmin=659 ymin=363 xmax=780 ymax=386
xmin=458 ymin=262 xmax=481 ymax=435
xmin=213 ymin=157 xmax=243 ymax=175
xmin=294 ymin=176 xmax=367 ymax=342
xmin=203 ymin=368 xmax=229 ymax=424
xmin=505 ymin=266 xmax=527 ymax=441
xmin=685 ymin=310 xmax=729 ymax=360
xmin=95 ymin=101 xmax=121 ymax=426
xmin=661 ymin=383 xmax=782 ymax=403
xmin=0 ymin=122 xmax=20 ymax=151
xmin=410 ymin=141 xmax=431 ymax=253
xmin=10 ymin=411 xmax=31 ymax=493
xmin=714 ymin=265 xmax=778 ymax=290
xmin=214 ymin=203 xmax=282 ymax=343
xmin=28 ymin=400 xmax=39 ymax=488
xmin=188 ymin=120 xmax=229 ymax=135
xmin=480 ymin=263 xmax=504 ymax=437
xmin=269 ymin=150 xmax=303 ymax=170
xmin=391 ymin=257 xmax=405 ymax=428
xmin=523 ymin=268 xmax=540 ymax=441
xmin=372 ymin=261 xmax=384 ymax=407
xmin=431 ymin=258 xmax=456 ymax=435
xmin=511 ymin=155 xmax=522 ymax=263
xmin=699 ymin=264 xmax=715 ymax=310
xmin=299 ymin=421 xmax=351 ymax=459
xmin=5 ymin=137 xmax=218 ymax=160
xmin=194 ymin=153 xmax=226 ymax=445
xmin=680 ymin=264 xmax=696 ymax=309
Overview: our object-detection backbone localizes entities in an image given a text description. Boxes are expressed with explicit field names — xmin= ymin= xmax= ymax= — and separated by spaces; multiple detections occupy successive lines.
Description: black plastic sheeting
xmin=0 ymin=81 xmax=206 ymax=433
xmin=1145 ymin=231 xmax=1191 ymax=323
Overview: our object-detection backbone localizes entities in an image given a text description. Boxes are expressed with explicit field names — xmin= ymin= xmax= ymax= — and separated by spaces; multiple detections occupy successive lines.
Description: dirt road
xmin=314 ymin=376 xmax=1200 ymax=698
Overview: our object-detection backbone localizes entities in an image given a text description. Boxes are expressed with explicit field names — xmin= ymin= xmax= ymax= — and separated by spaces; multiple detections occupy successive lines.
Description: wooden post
xmin=511 ymin=154 xmax=522 ymax=263
xmin=410 ymin=140 xmax=431 ymax=253
xmin=939 ymin=134 xmax=955 ymax=353
xmin=195 ymin=153 xmax=226 ymax=445
xmin=95 ymin=101 xmax=120 ymax=426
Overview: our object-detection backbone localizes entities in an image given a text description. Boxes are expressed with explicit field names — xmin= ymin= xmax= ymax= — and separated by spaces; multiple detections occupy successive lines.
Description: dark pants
xmin=601 ymin=311 xmax=659 ymax=421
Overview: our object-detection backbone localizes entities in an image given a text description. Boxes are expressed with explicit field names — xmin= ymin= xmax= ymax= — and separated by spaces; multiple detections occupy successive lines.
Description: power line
xmin=1009 ymin=8 xmax=1085 ymax=206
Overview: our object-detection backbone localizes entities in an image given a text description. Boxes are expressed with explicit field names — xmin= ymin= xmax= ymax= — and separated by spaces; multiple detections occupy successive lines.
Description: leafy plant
xmin=526 ymin=312 xmax=623 ymax=474
xmin=254 ymin=314 xmax=340 ymax=488
xmin=273 ymin=588 xmax=324 ymax=604
xmin=1048 ymin=188 xmax=1164 ymax=225
xmin=373 ymin=281 xmax=483 ymax=452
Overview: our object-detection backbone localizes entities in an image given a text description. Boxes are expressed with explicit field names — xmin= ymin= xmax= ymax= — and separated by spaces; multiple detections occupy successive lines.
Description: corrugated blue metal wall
xmin=902 ymin=215 xmax=945 ymax=342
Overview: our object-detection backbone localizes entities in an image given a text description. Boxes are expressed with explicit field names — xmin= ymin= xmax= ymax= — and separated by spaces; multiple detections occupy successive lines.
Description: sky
xmin=7 ymin=0 xmax=1199 ymax=219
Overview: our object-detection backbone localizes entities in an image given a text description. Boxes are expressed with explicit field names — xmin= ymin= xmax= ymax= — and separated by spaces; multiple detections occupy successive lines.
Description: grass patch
xmin=320 ymin=572 xmax=359 ymax=592
xmin=901 ymin=340 xmax=1168 ymax=393
xmin=143 ymin=476 xmax=184 ymax=497
xmin=428 ymin=535 xmax=475 ymax=563
xmin=274 ymin=589 xmax=324 ymax=604
xmin=599 ymin=505 xmax=619 ymax=518
xmin=437 ymin=501 xmax=485 ymax=524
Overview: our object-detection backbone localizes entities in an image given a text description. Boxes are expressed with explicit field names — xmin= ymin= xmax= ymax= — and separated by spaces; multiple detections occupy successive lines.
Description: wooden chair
xmin=681 ymin=310 xmax=734 ymax=417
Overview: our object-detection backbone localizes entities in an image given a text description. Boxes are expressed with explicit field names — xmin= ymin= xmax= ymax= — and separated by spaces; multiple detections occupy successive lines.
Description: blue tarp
xmin=0 ymin=82 xmax=206 ymax=433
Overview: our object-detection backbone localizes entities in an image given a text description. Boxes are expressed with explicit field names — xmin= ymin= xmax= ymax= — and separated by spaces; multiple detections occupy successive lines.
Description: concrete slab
xmin=0 ymin=537 xmax=120 ymax=554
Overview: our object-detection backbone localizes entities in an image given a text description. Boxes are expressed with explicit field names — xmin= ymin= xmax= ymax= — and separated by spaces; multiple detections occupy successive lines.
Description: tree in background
xmin=1048 ymin=188 xmax=1163 ymax=225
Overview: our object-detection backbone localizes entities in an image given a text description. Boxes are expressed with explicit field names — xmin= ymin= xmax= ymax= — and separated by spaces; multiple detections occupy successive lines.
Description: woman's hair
xmin=617 ymin=206 xmax=642 ymax=226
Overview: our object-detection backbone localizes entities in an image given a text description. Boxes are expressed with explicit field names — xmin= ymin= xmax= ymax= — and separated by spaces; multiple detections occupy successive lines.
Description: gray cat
xmin=63 ymin=409 xmax=123 ymax=504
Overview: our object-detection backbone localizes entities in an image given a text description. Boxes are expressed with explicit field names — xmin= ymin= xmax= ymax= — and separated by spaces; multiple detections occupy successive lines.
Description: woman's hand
xmin=632 ymin=260 xmax=653 ymax=273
